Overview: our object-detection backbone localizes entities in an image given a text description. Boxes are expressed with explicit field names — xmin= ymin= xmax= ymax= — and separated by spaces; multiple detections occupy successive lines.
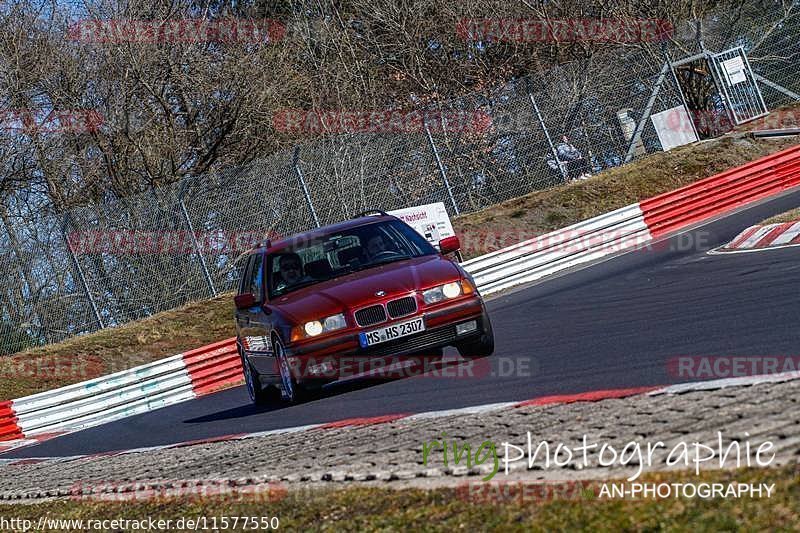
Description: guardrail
xmin=641 ymin=145 xmax=800 ymax=237
xmin=462 ymin=204 xmax=651 ymax=295
xmin=0 ymin=339 xmax=238 ymax=442
xmin=2 ymin=144 xmax=799 ymax=444
xmin=466 ymin=144 xmax=800 ymax=295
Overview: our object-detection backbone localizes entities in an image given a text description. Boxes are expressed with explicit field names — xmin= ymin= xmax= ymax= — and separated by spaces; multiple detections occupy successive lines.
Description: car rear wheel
xmin=273 ymin=336 xmax=310 ymax=403
xmin=240 ymin=344 xmax=274 ymax=405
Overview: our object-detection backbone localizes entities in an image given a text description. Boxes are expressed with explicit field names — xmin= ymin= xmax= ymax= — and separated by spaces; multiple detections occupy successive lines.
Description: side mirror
xmin=439 ymin=236 xmax=461 ymax=255
xmin=234 ymin=292 xmax=256 ymax=310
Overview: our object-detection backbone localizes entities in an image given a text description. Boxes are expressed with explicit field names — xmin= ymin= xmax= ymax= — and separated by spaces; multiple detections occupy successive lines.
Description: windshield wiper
xmin=275 ymin=278 xmax=320 ymax=296
xmin=371 ymin=254 xmax=412 ymax=266
xmin=336 ymin=255 xmax=412 ymax=276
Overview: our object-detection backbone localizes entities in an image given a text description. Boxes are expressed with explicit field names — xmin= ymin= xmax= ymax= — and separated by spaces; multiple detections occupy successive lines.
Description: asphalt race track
xmin=5 ymin=188 xmax=800 ymax=459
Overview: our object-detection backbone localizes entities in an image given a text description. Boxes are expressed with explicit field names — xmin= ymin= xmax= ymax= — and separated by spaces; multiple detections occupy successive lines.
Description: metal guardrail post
xmin=62 ymin=213 xmax=105 ymax=329
xmin=525 ymin=78 xmax=568 ymax=182
xmin=423 ymin=119 xmax=460 ymax=216
xmin=177 ymin=192 xmax=217 ymax=298
xmin=176 ymin=180 xmax=217 ymax=297
xmin=292 ymin=146 xmax=321 ymax=227
xmin=753 ymin=74 xmax=800 ymax=101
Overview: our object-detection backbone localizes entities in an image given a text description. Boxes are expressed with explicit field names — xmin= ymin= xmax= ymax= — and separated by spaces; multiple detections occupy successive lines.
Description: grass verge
xmin=0 ymin=294 xmax=234 ymax=401
xmin=760 ymin=206 xmax=800 ymax=226
xmin=0 ymin=465 xmax=797 ymax=531
xmin=454 ymin=133 xmax=797 ymax=259
xmin=3 ymin=104 xmax=799 ymax=401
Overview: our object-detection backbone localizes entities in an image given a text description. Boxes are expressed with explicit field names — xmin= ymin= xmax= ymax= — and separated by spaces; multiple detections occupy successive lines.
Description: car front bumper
xmin=284 ymin=295 xmax=489 ymax=384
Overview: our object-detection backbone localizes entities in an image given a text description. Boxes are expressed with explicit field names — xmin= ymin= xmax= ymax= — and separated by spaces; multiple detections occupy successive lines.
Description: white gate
xmin=709 ymin=47 xmax=769 ymax=125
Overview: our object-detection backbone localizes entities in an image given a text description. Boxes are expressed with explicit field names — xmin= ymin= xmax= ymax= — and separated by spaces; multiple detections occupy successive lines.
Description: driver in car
xmin=365 ymin=233 xmax=398 ymax=261
xmin=277 ymin=253 xmax=313 ymax=290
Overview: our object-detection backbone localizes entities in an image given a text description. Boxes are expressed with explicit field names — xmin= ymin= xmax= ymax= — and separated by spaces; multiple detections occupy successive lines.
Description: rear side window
xmin=242 ymin=253 xmax=264 ymax=303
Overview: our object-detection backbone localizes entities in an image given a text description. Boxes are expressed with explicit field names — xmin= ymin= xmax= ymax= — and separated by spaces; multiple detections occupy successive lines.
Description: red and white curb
xmin=3 ymin=373 xmax=797 ymax=467
xmin=712 ymin=220 xmax=800 ymax=253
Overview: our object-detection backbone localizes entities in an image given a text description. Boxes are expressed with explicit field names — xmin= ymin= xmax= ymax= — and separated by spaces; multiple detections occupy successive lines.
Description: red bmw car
xmin=234 ymin=211 xmax=494 ymax=404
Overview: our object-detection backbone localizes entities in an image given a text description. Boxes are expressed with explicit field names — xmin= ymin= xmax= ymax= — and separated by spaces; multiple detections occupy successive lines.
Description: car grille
xmin=355 ymin=305 xmax=387 ymax=327
xmin=364 ymin=325 xmax=458 ymax=358
xmin=386 ymin=296 xmax=417 ymax=318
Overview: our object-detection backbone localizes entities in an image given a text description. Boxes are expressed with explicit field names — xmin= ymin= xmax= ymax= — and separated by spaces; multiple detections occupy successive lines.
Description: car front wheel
xmin=456 ymin=315 xmax=495 ymax=359
xmin=273 ymin=336 xmax=309 ymax=403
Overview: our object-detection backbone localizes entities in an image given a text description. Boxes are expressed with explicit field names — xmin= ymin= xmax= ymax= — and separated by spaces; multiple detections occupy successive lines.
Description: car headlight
xmin=303 ymin=313 xmax=347 ymax=337
xmin=323 ymin=313 xmax=347 ymax=331
xmin=423 ymin=282 xmax=462 ymax=305
xmin=304 ymin=320 xmax=324 ymax=336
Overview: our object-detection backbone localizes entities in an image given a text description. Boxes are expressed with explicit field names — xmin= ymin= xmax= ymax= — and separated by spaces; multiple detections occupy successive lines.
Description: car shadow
xmin=183 ymin=377 xmax=391 ymax=424
xmin=183 ymin=354 xmax=473 ymax=424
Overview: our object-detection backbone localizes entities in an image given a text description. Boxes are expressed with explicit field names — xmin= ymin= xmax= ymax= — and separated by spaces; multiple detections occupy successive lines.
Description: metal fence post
xmin=292 ymin=146 xmax=321 ymax=227
xmin=62 ymin=213 xmax=105 ymax=329
xmin=624 ymin=62 xmax=669 ymax=163
xmin=525 ymin=78 xmax=568 ymax=182
xmin=423 ymin=119 xmax=460 ymax=216
xmin=663 ymin=48 xmax=701 ymax=144
xmin=177 ymin=193 xmax=217 ymax=298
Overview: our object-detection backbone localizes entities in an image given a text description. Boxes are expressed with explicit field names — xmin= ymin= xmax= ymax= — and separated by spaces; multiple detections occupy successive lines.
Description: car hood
xmin=269 ymin=255 xmax=461 ymax=324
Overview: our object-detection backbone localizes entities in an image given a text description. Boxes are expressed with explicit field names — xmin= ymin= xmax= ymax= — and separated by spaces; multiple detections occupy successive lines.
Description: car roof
xmin=253 ymin=214 xmax=398 ymax=255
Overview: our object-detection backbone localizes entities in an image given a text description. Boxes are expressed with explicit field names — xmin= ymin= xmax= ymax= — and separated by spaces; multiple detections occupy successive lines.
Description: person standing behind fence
xmin=547 ymin=136 xmax=593 ymax=181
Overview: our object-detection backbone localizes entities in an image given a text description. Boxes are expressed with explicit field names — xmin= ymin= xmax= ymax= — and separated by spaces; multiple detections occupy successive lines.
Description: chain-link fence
xmin=2 ymin=10 xmax=799 ymax=355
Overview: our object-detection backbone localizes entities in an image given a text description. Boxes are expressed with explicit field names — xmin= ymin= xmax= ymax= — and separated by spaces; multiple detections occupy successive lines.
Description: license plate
xmin=359 ymin=317 xmax=425 ymax=347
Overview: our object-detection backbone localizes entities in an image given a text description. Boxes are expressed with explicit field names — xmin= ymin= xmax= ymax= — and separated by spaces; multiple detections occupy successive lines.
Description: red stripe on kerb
xmin=514 ymin=386 xmax=660 ymax=408
xmin=755 ymin=222 xmax=795 ymax=248
xmin=0 ymin=401 xmax=23 ymax=442
xmin=9 ymin=459 xmax=46 ymax=466
xmin=728 ymin=226 xmax=760 ymax=248
xmin=181 ymin=338 xmax=241 ymax=395
xmin=319 ymin=414 xmax=410 ymax=429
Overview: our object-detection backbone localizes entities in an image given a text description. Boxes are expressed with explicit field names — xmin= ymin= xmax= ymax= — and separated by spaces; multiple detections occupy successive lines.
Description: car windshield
xmin=267 ymin=219 xmax=437 ymax=298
